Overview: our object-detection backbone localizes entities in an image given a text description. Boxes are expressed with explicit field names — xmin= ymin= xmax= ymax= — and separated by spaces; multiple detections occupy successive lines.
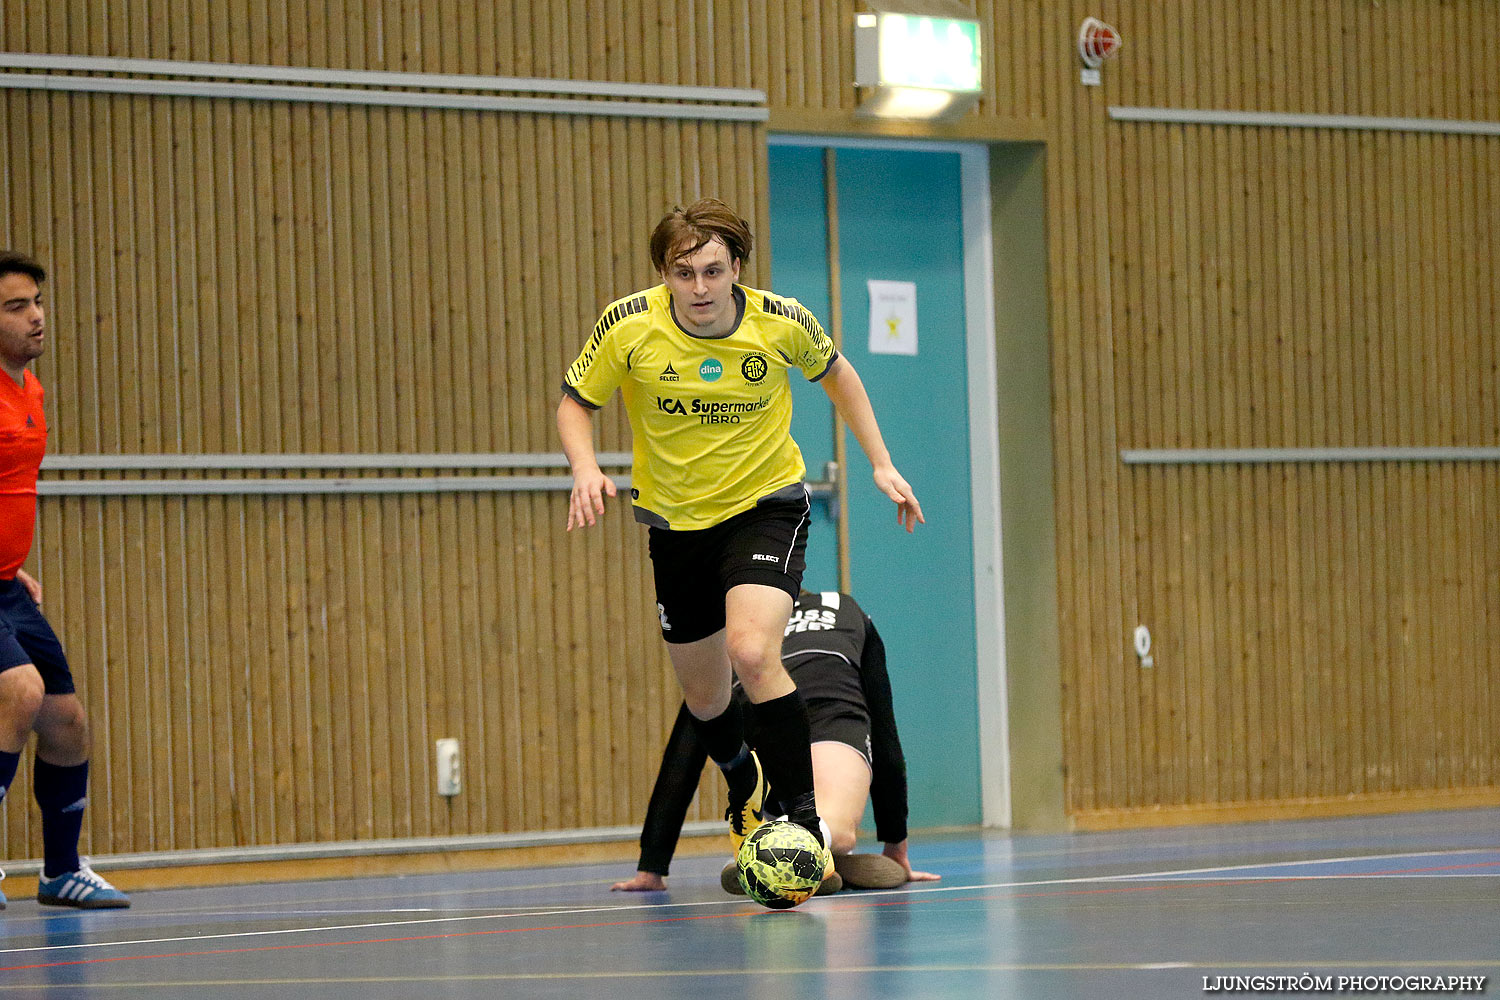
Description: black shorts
xmin=807 ymin=698 xmax=873 ymax=767
xmin=648 ymin=490 xmax=810 ymax=644
xmin=0 ymin=577 xmax=77 ymax=695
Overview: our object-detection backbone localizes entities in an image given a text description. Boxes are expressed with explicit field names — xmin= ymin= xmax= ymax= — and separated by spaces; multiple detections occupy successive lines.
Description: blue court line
xmin=2 ymin=847 xmax=1495 ymax=962
xmin=1098 ymin=848 xmax=1500 ymax=881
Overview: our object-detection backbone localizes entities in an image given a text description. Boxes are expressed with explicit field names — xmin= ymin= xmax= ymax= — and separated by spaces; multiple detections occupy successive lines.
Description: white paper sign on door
xmin=867 ymin=279 xmax=918 ymax=355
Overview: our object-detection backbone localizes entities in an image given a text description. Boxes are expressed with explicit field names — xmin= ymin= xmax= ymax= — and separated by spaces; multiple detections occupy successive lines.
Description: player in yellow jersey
xmin=557 ymin=198 xmax=922 ymax=868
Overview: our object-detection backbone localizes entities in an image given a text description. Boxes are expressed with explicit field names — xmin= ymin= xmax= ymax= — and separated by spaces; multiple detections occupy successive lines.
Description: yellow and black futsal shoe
xmin=725 ymin=750 xmax=768 ymax=855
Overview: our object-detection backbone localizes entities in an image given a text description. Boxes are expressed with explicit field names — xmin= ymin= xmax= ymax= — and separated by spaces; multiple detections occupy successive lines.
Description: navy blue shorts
xmin=647 ymin=490 xmax=811 ymax=644
xmin=0 ymin=576 xmax=76 ymax=695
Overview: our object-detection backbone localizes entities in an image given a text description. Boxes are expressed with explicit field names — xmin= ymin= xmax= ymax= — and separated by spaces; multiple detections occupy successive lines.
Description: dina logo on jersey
xmin=659 ymin=363 xmax=680 ymax=382
xmin=741 ymin=353 xmax=768 ymax=384
xmin=699 ymin=358 xmax=723 ymax=382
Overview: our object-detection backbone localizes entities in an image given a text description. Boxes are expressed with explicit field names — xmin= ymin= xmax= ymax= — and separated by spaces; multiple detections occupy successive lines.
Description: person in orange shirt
xmin=0 ymin=251 xmax=128 ymax=909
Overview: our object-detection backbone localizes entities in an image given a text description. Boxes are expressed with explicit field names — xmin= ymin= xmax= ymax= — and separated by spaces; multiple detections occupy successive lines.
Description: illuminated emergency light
xmin=854 ymin=11 xmax=983 ymax=120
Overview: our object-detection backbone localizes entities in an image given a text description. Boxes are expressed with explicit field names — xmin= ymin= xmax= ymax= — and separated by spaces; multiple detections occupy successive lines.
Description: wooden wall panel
xmin=0 ymin=1 xmax=770 ymax=859
xmin=1057 ymin=2 xmax=1500 ymax=821
xmin=2 ymin=0 xmax=1498 ymax=859
xmin=745 ymin=0 xmax=1498 ymax=821
xmin=10 ymin=493 xmax=703 ymax=854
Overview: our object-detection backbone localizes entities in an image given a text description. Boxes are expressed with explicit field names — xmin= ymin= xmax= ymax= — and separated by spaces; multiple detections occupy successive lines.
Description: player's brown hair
xmin=648 ymin=198 xmax=753 ymax=273
xmin=0 ymin=250 xmax=46 ymax=285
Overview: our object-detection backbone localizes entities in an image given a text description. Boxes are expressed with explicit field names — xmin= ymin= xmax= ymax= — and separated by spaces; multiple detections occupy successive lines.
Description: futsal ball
xmin=736 ymin=820 xmax=827 ymax=909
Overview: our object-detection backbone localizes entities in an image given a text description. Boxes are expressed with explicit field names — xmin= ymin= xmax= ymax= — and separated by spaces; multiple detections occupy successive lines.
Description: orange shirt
xmin=0 ymin=369 xmax=46 ymax=579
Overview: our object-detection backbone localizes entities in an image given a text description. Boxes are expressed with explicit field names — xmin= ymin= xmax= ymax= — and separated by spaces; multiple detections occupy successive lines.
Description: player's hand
xmin=873 ymin=464 xmax=924 ymax=533
xmin=15 ymin=569 xmax=41 ymax=606
xmin=567 ymin=466 xmax=618 ymax=531
xmin=883 ymin=839 xmax=940 ymax=883
xmin=611 ymin=871 xmax=667 ymax=891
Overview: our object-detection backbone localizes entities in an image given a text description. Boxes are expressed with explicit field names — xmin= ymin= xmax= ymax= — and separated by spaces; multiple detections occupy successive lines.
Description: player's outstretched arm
xmin=818 ymin=357 xmax=924 ymax=532
xmin=615 ymin=703 xmax=710 ymax=891
xmin=859 ymin=620 xmax=912 ymax=849
xmin=557 ymin=395 xmax=617 ymax=530
xmin=882 ymin=839 xmax=940 ymax=883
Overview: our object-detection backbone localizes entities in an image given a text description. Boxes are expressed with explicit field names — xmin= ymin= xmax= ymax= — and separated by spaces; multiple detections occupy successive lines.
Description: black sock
xmin=0 ymin=749 xmax=19 ymax=806
xmin=779 ymin=790 xmax=823 ymax=846
xmin=35 ymin=758 xmax=89 ymax=879
xmin=748 ymin=691 xmax=822 ymax=844
xmin=687 ymin=700 xmax=757 ymax=801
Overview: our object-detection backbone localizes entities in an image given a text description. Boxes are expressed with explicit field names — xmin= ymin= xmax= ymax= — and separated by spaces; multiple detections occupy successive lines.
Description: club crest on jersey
xmin=659 ymin=363 xmax=680 ymax=382
xmin=741 ymin=353 xmax=768 ymax=384
xmin=699 ymin=358 xmax=723 ymax=382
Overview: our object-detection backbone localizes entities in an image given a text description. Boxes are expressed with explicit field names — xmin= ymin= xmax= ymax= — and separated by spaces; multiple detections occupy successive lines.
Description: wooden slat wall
xmin=754 ymin=1 xmax=1499 ymax=821
xmin=1090 ymin=115 xmax=1500 ymax=816
xmin=0 ymin=0 xmax=765 ymax=858
xmin=1 ymin=0 xmax=1497 ymax=857
xmin=1053 ymin=0 xmax=1500 ymax=822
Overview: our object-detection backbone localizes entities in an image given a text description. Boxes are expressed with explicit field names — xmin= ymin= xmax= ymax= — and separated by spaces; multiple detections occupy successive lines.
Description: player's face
xmin=0 ymin=273 xmax=46 ymax=377
xmin=662 ymin=238 xmax=741 ymax=336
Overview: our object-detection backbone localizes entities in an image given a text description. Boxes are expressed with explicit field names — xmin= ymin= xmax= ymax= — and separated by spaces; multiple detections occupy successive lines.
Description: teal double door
xmin=770 ymin=142 xmax=984 ymax=829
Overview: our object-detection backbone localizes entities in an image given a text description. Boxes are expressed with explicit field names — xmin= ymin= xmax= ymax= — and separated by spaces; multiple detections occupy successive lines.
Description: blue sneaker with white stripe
xmin=37 ymin=864 xmax=130 ymax=909
xmin=0 ymin=868 xmax=7 ymax=910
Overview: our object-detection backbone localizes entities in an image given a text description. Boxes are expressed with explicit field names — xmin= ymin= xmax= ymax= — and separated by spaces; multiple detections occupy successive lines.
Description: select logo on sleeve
xmin=699 ymin=358 xmax=723 ymax=382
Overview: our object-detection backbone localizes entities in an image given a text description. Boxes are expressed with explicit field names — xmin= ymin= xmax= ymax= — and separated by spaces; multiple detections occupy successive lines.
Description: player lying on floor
xmin=612 ymin=590 xmax=940 ymax=894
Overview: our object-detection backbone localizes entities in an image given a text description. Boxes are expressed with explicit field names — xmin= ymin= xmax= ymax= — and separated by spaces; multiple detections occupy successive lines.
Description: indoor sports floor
xmin=0 ymin=808 xmax=1495 ymax=998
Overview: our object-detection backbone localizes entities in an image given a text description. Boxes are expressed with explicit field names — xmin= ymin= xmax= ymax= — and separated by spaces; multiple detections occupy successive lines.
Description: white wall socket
xmin=435 ymin=738 xmax=461 ymax=796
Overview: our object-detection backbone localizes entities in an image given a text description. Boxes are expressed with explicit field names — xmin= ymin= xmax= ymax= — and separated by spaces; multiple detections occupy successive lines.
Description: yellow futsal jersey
xmin=563 ymin=283 xmax=838 ymax=530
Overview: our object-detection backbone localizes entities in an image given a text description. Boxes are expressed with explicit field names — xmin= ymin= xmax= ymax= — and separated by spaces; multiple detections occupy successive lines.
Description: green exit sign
xmin=856 ymin=12 xmax=983 ymax=93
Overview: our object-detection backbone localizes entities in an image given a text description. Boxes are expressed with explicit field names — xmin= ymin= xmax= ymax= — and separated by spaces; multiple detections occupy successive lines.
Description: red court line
xmin=0 ymin=876 xmax=1297 ymax=974
xmin=1337 ymin=860 xmax=1500 ymax=877
xmin=6 ymin=861 xmax=1492 ymax=975
xmin=0 ymin=911 xmax=748 ymax=973
xmin=826 ymin=877 xmax=1305 ymax=912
